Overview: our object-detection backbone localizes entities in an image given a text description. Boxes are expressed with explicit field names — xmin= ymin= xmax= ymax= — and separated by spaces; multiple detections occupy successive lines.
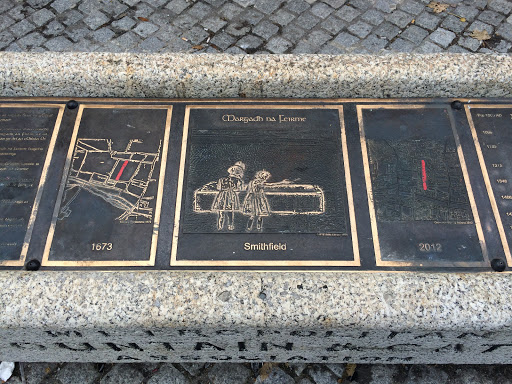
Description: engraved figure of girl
xmin=211 ymin=161 xmax=245 ymax=230
xmin=243 ymin=170 xmax=272 ymax=231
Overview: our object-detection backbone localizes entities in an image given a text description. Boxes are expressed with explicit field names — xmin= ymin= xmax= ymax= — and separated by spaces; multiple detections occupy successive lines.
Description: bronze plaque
xmin=466 ymin=105 xmax=512 ymax=268
xmin=43 ymin=105 xmax=172 ymax=266
xmin=171 ymin=105 xmax=359 ymax=266
xmin=358 ymin=105 xmax=487 ymax=267
xmin=0 ymin=98 xmax=510 ymax=272
xmin=0 ymin=104 xmax=64 ymax=266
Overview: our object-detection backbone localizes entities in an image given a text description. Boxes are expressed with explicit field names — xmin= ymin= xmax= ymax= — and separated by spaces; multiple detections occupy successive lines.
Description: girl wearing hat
xmin=211 ymin=161 xmax=245 ymax=230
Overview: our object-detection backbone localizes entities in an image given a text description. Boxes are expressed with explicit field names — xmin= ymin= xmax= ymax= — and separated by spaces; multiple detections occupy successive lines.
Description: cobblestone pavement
xmin=3 ymin=362 xmax=512 ymax=383
xmin=0 ymin=0 xmax=511 ymax=53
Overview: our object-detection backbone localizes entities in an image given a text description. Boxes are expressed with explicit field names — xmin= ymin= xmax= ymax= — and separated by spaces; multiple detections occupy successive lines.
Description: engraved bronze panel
xmin=0 ymin=104 xmax=64 ymax=266
xmin=0 ymin=98 xmax=510 ymax=272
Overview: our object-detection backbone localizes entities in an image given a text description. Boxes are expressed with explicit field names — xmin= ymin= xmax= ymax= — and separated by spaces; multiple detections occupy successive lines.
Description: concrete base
xmin=1 ymin=53 xmax=512 ymax=363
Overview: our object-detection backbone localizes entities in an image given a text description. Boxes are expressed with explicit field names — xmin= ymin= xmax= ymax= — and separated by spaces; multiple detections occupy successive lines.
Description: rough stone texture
xmin=0 ymin=53 xmax=511 ymax=99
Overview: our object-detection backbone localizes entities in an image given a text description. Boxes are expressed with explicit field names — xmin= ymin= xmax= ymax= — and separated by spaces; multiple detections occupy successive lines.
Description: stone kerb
xmin=1 ymin=53 xmax=512 ymax=364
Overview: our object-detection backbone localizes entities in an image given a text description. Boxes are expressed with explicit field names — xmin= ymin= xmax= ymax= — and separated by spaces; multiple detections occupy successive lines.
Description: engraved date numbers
xmin=419 ymin=243 xmax=442 ymax=252
xmin=91 ymin=243 xmax=113 ymax=251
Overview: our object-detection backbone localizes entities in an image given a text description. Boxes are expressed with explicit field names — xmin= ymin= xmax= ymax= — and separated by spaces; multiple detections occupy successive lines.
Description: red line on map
xmin=422 ymin=160 xmax=427 ymax=191
xmin=115 ymin=160 xmax=129 ymax=181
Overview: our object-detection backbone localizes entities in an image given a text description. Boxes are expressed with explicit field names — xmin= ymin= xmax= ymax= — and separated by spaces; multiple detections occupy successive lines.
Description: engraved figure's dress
xmin=211 ymin=176 xmax=242 ymax=212
xmin=242 ymin=180 xmax=270 ymax=217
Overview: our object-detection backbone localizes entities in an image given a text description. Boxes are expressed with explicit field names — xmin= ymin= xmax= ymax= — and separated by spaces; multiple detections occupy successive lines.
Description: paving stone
xmin=308 ymin=365 xmax=341 ymax=384
xmin=83 ymin=10 xmax=109 ymax=30
xmin=285 ymin=0 xmax=311 ymax=14
xmin=112 ymin=16 xmax=137 ymax=31
xmin=348 ymin=20 xmax=373 ymax=37
xmin=399 ymin=0 xmax=426 ymax=15
xmin=100 ymin=364 xmax=145 ymax=384
xmin=374 ymin=0 xmax=401 ymax=13
xmin=0 ymin=30 xmax=15 ymax=49
xmin=389 ymin=37 xmax=415 ymax=51
xmin=94 ymin=0 xmax=128 ymax=17
xmin=294 ymin=11 xmax=321 ymax=29
xmin=55 ymin=363 xmax=101 ymax=384
xmin=468 ymin=20 xmax=494 ymax=34
xmin=361 ymin=33 xmax=388 ymax=51
xmin=113 ymin=31 xmax=142 ymax=49
xmin=428 ymin=27 xmax=456 ymax=47
xmin=497 ymin=23 xmax=512 ymax=40
xmin=187 ymin=2 xmax=213 ymax=20
xmin=350 ymin=0 xmax=373 ymax=11
xmin=166 ymin=0 xmax=190 ymax=14
xmin=181 ymin=25 xmax=208 ymax=44
xmin=361 ymin=9 xmax=385 ymax=25
xmin=206 ymin=364 xmax=253 ymax=384
xmin=138 ymin=36 xmax=168 ymax=52
xmin=51 ymin=0 xmax=80 ymax=13
xmin=255 ymin=367 xmax=294 ymax=384
xmin=453 ymin=4 xmax=479 ymax=21
xmin=478 ymin=10 xmax=505 ymax=26
xmin=44 ymin=35 xmax=74 ymax=50
xmin=173 ymin=13 xmax=198 ymax=29
xmin=386 ymin=9 xmax=413 ymax=28
xmin=270 ymin=9 xmax=296 ymax=25
xmin=448 ymin=44 xmax=470 ymax=52
xmin=415 ymin=11 xmax=441 ymax=30
xmin=319 ymin=41 xmax=346 ymax=52
xmin=281 ymin=23 xmax=306 ymax=42
xmin=204 ymin=0 xmax=228 ymax=6
xmin=147 ymin=364 xmax=188 ymax=384
xmin=320 ymin=15 xmax=346 ymax=34
xmin=179 ymin=363 xmax=206 ymax=377
xmin=336 ymin=6 xmax=361 ymax=22
xmin=209 ymin=31 xmax=236 ymax=49
xmin=123 ymin=0 xmax=143 ymax=5
xmin=488 ymin=0 xmax=512 ymax=14
xmin=253 ymin=20 xmax=279 ymax=39
xmin=507 ymin=14 xmax=512 ymax=24
xmin=19 ymin=363 xmax=57 ymax=384
xmin=311 ymin=2 xmax=335 ymax=18
xmin=254 ymin=0 xmax=285 ymax=14
xmin=458 ymin=35 xmax=481 ymax=50
xmin=60 ymin=9 xmax=84 ymax=26
xmin=289 ymin=363 xmax=308 ymax=376
xmin=374 ymin=21 xmax=401 ymax=38
xmin=325 ymin=364 xmax=345 ymax=377
xmin=29 ymin=8 xmax=54 ymax=27
xmin=265 ymin=35 xmax=293 ymax=52
xmin=441 ymin=14 xmax=467 ymax=33
xmin=145 ymin=0 xmax=169 ymax=6
xmin=224 ymin=45 xmax=244 ymax=53
xmin=90 ymin=26 xmax=116 ymax=42
xmin=331 ymin=31 xmax=360 ymax=48
xmin=0 ymin=15 xmax=16 ymax=32
xmin=401 ymin=24 xmax=428 ymax=43
xmin=305 ymin=29 xmax=332 ymax=45
xmin=8 ymin=5 xmax=32 ymax=22
xmin=10 ymin=19 xmax=38 ymax=38
xmin=133 ymin=21 xmax=159 ymax=37
xmin=225 ymin=22 xmax=251 ymax=36
xmin=233 ymin=0 xmax=255 ymax=7
xmin=236 ymin=34 xmax=264 ymax=51
xmin=0 ymin=0 xmax=18 ymax=13
xmin=297 ymin=379 xmax=314 ymax=384
xmin=219 ymin=3 xmax=243 ymax=19
xmin=415 ymin=39 xmax=444 ymax=51
xmin=321 ymin=0 xmax=346 ymax=8
xmin=492 ymin=39 xmax=512 ymax=52
xmin=4 ymin=41 xmax=23 ymax=51
xmin=134 ymin=2 xmax=156 ymax=18
xmin=465 ymin=0 xmax=488 ymax=10
xmin=239 ymin=9 xmax=265 ymax=25
xmin=201 ymin=16 xmax=227 ymax=32
xmin=16 ymin=31 xmax=45 ymax=48
xmin=150 ymin=9 xmax=176 ymax=26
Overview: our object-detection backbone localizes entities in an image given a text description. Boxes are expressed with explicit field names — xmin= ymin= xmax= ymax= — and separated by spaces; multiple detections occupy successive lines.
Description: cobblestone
xmin=2 ymin=0 xmax=507 ymax=56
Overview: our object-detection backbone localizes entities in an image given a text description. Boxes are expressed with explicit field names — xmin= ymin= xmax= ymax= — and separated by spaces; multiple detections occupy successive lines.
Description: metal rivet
xmin=66 ymin=100 xmax=79 ymax=109
xmin=26 ymin=259 xmax=41 ymax=271
xmin=491 ymin=258 xmax=506 ymax=272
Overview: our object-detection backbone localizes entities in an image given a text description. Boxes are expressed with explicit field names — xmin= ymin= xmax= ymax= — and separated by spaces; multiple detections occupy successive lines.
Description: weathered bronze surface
xmin=0 ymin=99 xmax=510 ymax=272
xmin=0 ymin=104 xmax=64 ymax=266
